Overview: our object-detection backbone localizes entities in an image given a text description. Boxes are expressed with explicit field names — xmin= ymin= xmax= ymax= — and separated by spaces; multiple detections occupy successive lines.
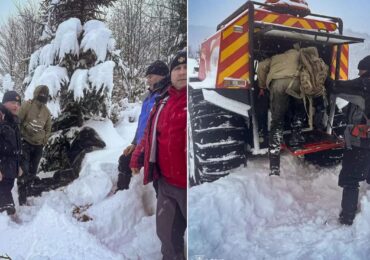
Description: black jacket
xmin=0 ymin=104 xmax=21 ymax=179
xmin=331 ymin=77 xmax=370 ymax=124
xmin=330 ymin=76 xmax=370 ymax=148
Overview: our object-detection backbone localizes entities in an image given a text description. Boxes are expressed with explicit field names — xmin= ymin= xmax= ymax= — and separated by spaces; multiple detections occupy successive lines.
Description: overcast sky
xmin=0 ymin=0 xmax=40 ymax=25
xmin=189 ymin=0 xmax=370 ymax=35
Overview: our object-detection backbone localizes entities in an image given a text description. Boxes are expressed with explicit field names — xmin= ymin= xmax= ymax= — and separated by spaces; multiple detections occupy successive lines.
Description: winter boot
xmin=339 ymin=187 xmax=359 ymax=225
xmin=269 ymin=153 xmax=280 ymax=176
xmin=288 ymin=128 xmax=305 ymax=147
xmin=0 ymin=203 xmax=16 ymax=215
xmin=18 ymin=189 xmax=27 ymax=206
xmin=17 ymin=176 xmax=29 ymax=206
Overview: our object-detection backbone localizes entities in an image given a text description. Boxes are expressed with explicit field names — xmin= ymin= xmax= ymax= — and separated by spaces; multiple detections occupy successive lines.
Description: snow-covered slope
xmin=0 ymin=103 xmax=161 ymax=259
xmin=189 ymin=154 xmax=370 ymax=259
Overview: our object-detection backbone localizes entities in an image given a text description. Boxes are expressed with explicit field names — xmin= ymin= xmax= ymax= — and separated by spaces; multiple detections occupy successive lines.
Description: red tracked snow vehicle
xmin=188 ymin=1 xmax=364 ymax=185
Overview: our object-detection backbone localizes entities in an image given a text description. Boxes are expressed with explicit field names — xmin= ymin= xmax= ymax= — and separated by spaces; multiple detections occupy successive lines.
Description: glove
xmin=123 ymin=144 xmax=136 ymax=156
xmin=116 ymin=173 xmax=131 ymax=191
xmin=131 ymin=168 xmax=140 ymax=175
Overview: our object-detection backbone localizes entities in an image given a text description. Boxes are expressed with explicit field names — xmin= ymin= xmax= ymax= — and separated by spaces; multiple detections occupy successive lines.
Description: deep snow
xmin=0 ymin=103 xmax=161 ymax=259
xmin=188 ymin=154 xmax=370 ymax=259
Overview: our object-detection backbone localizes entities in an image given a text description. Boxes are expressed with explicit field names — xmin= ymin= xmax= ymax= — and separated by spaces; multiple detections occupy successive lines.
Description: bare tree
xmin=0 ymin=0 xmax=41 ymax=94
xmin=107 ymin=0 xmax=187 ymax=100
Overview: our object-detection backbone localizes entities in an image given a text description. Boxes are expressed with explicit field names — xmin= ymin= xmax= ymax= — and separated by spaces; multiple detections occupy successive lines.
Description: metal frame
xmin=254 ymin=23 xmax=364 ymax=45
xmin=217 ymin=1 xmax=343 ymax=31
xmin=213 ymin=0 xmax=365 ymax=153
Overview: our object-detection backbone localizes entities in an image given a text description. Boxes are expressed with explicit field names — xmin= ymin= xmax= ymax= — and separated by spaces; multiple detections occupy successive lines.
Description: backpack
xmin=299 ymin=47 xmax=329 ymax=98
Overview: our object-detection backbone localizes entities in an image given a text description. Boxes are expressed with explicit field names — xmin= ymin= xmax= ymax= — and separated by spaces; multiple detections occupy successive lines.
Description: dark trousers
xmin=338 ymin=147 xmax=370 ymax=223
xmin=339 ymin=147 xmax=370 ymax=188
xmin=269 ymin=78 xmax=304 ymax=173
xmin=18 ymin=140 xmax=43 ymax=201
xmin=156 ymin=178 xmax=187 ymax=260
xmin=0 ymin=178 xmax=15 ymax=212
xmin=117 ymin=154 xmax=158 ymax=195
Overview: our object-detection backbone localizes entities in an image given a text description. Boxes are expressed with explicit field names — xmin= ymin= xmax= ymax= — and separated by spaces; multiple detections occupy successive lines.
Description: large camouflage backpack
xmin=299 ymin=47 xmax=329 ymax=97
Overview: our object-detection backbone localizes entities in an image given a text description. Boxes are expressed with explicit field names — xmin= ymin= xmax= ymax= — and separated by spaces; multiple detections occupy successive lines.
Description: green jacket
xmin=257 ymin=49 xmax=300 ymax=90
xmin=18 ymin=86 xmax=52 ymax=146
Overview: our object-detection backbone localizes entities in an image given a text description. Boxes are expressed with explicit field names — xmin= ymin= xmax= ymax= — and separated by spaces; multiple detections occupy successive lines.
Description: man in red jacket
xmin=130 ymin=50 xmax=187 ymax=260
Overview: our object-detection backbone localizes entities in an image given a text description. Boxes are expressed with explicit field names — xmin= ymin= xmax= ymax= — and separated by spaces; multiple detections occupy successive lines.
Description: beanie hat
xmin=2 ymin=90 xmax=21 ymax=104
xmin=145 ymin=60 xmax=169 ymax=76
xmin=170 ymin=50 xmax=187 ymax=73
xmin=358 ymin=55 xmax=370 ymax=71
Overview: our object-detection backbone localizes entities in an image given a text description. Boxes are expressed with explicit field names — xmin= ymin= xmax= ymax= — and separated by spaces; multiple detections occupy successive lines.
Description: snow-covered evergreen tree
xmin=26 ymin=1 xmax=125 ymax=119
xmin=39 ymin=0 xmax=117 ymax=42
xmin=24 ymin=0 xmax=125 ymax=175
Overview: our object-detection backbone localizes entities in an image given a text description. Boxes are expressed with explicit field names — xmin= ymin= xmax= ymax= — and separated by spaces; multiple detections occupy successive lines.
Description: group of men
xmin=258 ymin=48 xmax=370 ymax=226
xmin=0 ymin=85 xmax=51 ymax=214
xmin=0 ymin=51 xmax=187 ymax=259
xmin=117 ymin=51 xmax=187 ymax=260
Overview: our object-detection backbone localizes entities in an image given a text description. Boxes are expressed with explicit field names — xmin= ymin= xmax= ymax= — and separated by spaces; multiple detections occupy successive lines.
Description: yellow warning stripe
xmin=341 ymin=55 xmax=348 ymax=68
xmin=284 ymin=18 xmax=298 ymax=27
xmin=223 ymin=16 xmax=248 ymax=39
xmin=260 ymin=13 xmax=336 ymax=31
xmin=340 ymin=69 xmax=347 ymax=80
xmin=240 ymin=72 xmax=249 ymax=80
xmin=217 ymin=53 xmax=249 ymax=85
xmin=220 ymin=33 xmax=248 ymax=62
xmin=263 ymin=14 xmax=279 ymax=23
xmin=314 ymin=21 xmax=327 ymax=30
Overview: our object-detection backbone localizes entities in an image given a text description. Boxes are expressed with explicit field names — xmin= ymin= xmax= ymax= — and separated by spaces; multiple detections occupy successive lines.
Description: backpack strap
xmin=149 ymin=96 xmax=169 ymax=163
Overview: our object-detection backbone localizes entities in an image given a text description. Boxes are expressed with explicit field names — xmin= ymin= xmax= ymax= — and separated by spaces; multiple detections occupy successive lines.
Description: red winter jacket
xmin=130 ymin=86 xmax=187 ymax=189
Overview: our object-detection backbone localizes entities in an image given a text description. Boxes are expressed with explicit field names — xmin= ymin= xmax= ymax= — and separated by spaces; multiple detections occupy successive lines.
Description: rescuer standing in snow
xmin=116 ymin=60 xmax=170 ymax=193
xmin=0 ymin=91 xmax=22 ymax=215
xmin=17 ymin=85 xmax=52 ymax=205
xmin=329 ymin=55 xmax=370 ymax=225
xmin=130 ymin=50 xmax=187 ymax=260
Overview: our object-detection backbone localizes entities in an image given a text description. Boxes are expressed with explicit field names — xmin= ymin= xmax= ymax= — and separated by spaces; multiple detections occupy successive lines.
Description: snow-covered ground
xmin=0 ymin=103 xmax=162 ymax=260
xmin=189 ymin=154 xmax=370 ymax=259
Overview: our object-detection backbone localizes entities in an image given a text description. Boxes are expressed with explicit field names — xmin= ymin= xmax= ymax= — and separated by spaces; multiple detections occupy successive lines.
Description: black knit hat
xmin=2 ymin=90 xmax=21 ymax=104
xmin=145 ymin=60 xmax=169 ymax=76
xmin=358 ymin=55 xmax=370 ymax=71
xmin=170 ymin=50 xmax=187 ymax=73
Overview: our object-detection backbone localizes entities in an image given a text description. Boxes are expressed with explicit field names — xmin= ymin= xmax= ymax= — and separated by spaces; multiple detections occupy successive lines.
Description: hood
xmin=33 ymin=85 xmax=49 ymax=99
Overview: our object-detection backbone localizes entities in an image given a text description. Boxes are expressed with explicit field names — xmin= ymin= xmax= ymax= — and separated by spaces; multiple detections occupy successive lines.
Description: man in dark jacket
xmin=329 ymin=55 xmax=370 ymax=225
xmin=17 ymin=85 xmax=52 ymax=205
xmin=0 ymin=91 xmax=22 ymax=215
xmin=116 ymin=60 xmax=170 ymax=192
xmin=130 ymin=50 xmax=187 ymax=260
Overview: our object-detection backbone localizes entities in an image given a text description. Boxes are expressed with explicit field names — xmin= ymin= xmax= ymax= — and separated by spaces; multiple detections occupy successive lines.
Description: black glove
xmin=116 ymin=173 xmax=131 ymax=191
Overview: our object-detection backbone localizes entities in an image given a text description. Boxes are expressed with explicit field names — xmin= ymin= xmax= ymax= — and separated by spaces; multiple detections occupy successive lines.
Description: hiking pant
xmin=117 ymin=153 xmax=158 ymax=195
xmin=18 ymin=140 xmax=43 ymax=202
xmin=0 ymin=178 xmax=15 ymax=213
xmin=338 ymin=147 xmax=370 ymax=223
xmin=156 ymin=178 xmax=187 ymax=260
xmin=269 ymin=78 xmax=304 ymax=173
